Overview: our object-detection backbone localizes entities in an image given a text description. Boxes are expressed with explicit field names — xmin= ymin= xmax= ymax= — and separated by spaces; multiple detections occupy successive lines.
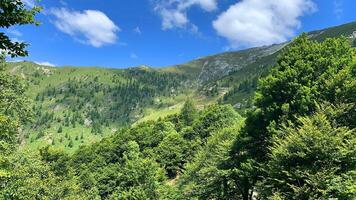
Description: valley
xmin=1 ymin=3 xmax=355 ymax=198
xmin=5 ymin=21 xmax=356 ymax=153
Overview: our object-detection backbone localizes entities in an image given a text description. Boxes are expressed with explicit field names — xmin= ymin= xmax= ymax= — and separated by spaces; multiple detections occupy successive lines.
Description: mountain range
xmin=5 ymin=21 xmax=356 ymax=152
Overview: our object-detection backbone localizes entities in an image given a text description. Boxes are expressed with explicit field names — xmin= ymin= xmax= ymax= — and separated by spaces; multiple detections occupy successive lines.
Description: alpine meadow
xmin=0 ymin=0 xmax=355 ymax=199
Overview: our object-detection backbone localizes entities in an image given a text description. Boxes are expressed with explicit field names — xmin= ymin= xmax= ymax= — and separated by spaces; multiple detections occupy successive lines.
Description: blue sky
xmin=6 ymin=0 xmax=356 ymax=68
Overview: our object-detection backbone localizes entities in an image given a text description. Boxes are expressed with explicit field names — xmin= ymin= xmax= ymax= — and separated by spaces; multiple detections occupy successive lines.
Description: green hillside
xmin=3 ymin=34 xmax=355 ymax=200
xmin=4 ymin=62 xmax=199 ymax=152
xmin=4 ymin=21 xmax=356 ymax=153
xmin=1 ymin=2 xmax=355 ymax=199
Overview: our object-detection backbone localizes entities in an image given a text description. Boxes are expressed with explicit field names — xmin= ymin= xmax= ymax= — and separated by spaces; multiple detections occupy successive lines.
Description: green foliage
xmin=235 ymin=35 xmax=354 ymax=163
xmin=180 ymin=121 xmax=244 ymax=199
xmin=0 ymin=0 xmax=41 ymax=57
xmin=1 ymin=11 xmax=355 ymax=200
xmin=263 ymin=112 xmax=356 ymax=199
xmin=0 ymin=0 xmax=39 ymax=182
xmin=60 ymin=104 xmax=242 ymax=199
xmin=193 ymin=104 xmax=240 ymax=140
xmin=0 ymin=114 xmax=17 ymax=150
xmin=68 ymin=139 xmax=73 ymax=148
xmin=70 ymin=137 xmax=165 ymax=199
xmin=225 ymin=35 xmax=356 ymax=199
xmin=155 ymin=130 xmax=187 ymax=178
xmin=0 ymin=151 xmax=84 ymax=199
xmin=39 ymin=146 xmax=70 ymax=176
xmin=0 ymin=70 xmax=32 ymax=123
xmin=181 ymin=99 xmax=198 ymax=126
xmin=57 ymin=125 xmax=62 ymax=133
xmin=8 ymin=63 xmax=192 ymax=152
xmin=107 ymin=141 xmax=163 ymax=199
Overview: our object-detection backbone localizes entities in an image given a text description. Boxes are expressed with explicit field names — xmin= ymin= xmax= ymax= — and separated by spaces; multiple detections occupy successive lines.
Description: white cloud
xmin=34 ymin=61 xmax=56 ymax=67
xmin=213 ymin=0 xmax=316 ymax=48
xmin=7 ymin=29 xmax=23 ymax=37
xmin=59 ymin=0 xmax=67 ymax=6
xmin=10 ymin=38 xmax=24 ymax=43
xmin=50 ymin=8 xmax=120 ymax=47
xmin=333 ymin=0 xmax=343 ymax=19
xmin=8 ymin=59 xmax=24 ymax=63
xmin=155 ymin=0 xmax=218 ymax=30
xmin=130 ymin=53 xmax=138 ymax=59
xmin=22 ymin=0 xmax=35 ymax=7
xmin=133 ymin=26 xmax=142 ymax=34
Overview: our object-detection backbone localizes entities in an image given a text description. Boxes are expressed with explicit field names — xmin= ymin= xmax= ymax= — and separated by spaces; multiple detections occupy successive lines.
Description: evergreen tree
xmin=155 ymin=131 xmax=187 ymax=178
xmin=57 ymin=126 xmax=63 ymax=133
xmin=68 ymin=139 xmax=73 ymax=148
xmin=181 ymin=121 xmax=244 ymax=199
xmin=226 ymin=35 xmax=355 ymax=199
xmin=181 ymin=99 xmax=198 ymax=126
xmin=263 ymin=112 xmax=356 ymax=199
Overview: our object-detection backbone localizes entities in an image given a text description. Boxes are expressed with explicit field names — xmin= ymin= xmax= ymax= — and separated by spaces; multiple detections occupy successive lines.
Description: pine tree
xmin=57 ymin=126 xmax=62 ymax=133
xmin=181 ymin=99 xmax=198 ymax=126
xmin=68 ymin=139 xmax=73 ymax=148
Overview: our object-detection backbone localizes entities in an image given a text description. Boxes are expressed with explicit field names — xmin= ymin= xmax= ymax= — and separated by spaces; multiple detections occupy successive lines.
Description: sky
xmin=5 ymin=0 xmax=356 ymax=68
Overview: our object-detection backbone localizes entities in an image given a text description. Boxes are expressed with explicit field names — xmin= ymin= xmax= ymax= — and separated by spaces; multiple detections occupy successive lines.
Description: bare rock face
xmin=84 ymin=118 xmax=92 ymax=127
xmin=349 ymin=31 xmax=356 ymax=38
xmin=195 ymin=43 xmax=286 ymax=84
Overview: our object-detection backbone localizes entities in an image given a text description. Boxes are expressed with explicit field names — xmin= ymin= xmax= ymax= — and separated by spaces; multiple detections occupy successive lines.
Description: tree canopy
xmin=0 ymin=0 xmax=41 ymax=57
xmin=0 ymin=3 xmax=355 ymax=198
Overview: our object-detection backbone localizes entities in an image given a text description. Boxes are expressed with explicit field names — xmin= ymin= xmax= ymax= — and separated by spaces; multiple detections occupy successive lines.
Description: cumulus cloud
xmin=22 ymin=0 xmax=35 ymax=7
xmin=213 ymin=0 xmax=317 ymax=48
xmin=133 ymin=26 xmax=142 ymax=34
xmin=10 ymin=37 xmax=24 ymax=43
xmin=130 ymin=53 xmax=138 ymax=59
xmin=155 ymin=0 xmax=218 ymax=30
xmin=35 ymin=61 xmax=56 ymax=67
xmin=59 ymin=0 xmax=68 ymax=6
xmin=333 ymin=0 xmax=343 ymax=19
xmin=7 ymin=29 xmax=23 ymax=37
xmin=50 ymin=8 xmax=120 ymax=47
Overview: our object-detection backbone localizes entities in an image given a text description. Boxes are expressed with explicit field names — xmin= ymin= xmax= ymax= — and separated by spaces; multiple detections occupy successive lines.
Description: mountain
xmin=5 ymin=21 xmax=356 ymax=152
xmin=308 ymin=21 xmax=356 ymax=41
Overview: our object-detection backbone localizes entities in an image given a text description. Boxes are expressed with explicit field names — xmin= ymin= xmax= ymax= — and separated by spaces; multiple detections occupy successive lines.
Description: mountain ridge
xmin=4 ymin=21 xmax=355 ymax=153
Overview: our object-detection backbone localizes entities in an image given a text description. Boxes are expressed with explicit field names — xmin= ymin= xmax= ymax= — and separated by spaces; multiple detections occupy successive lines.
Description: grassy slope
xmin=5 ymin=62 xmax=206 ymax=153
xmin=5 ymin=21 xmax=355 ymax=153
xmin=5 ymin=63 xmax=123 ymax=152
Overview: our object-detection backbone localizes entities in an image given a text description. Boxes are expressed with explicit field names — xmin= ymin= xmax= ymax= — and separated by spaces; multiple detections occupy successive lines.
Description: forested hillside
xmin=4 ymin=21 xmax=356 ymax=153
xmin=2 ymin=34 xmax=355 ymax=200
xmin=4 ymin=62 xmax=195 ymax=152
xmin=0 ymin=1 xmax=355 ymax=199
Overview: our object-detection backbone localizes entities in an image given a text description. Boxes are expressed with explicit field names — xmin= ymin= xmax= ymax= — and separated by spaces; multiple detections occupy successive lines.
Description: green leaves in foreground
xmin=0 ymin=0 xmax=41 ymax=57
xmin=265 ymin=112 xmax=356 ymax=199
xmin=226 ymin=35 xmax=355 ymax=199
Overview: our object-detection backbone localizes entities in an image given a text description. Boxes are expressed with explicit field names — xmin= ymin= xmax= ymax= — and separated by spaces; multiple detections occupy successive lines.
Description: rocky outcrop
xmin=195 ymin=43 xmax=286 ymax=84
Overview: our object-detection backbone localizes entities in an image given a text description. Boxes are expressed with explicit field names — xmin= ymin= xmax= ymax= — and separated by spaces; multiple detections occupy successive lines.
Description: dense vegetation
xmin=33 ymin=67 xmax=188 ymax=129
xmin=4 ymin=22 xmax=356 ymax=153
xmin=2 ymin=62 xmax=193 ymax=152
xmin=1 ymin=1 xmax=355 ymax=199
